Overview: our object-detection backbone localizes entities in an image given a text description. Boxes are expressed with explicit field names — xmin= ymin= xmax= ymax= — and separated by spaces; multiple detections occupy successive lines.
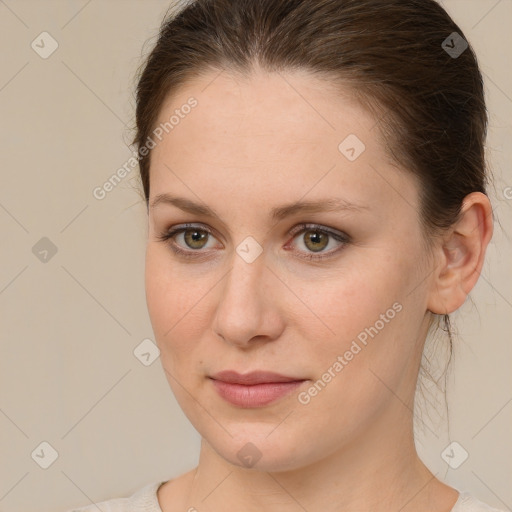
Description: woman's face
xmin=145 ymin=69 xmax=435 ymax=471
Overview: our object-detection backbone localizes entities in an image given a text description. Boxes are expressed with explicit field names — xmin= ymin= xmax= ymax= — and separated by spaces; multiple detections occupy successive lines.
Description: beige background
xmin=0 ymin=1 xmax=510 ymax=511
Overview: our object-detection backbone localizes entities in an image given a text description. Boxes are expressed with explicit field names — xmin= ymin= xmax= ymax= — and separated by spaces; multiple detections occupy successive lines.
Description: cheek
xmin=306 ymin=259 xmax=404 ymax=343
xmin=303 ymin=251 xmax=424 ymax=385
xmin=144 ymin=247 xmax=219 ymax=425
xmin=145 ymin=246 xmax=186 ymax=343
xmin=144 ymin=244 xmax=213 ymax=366
xmin=145 ymin=247 xmax=173 ymax=338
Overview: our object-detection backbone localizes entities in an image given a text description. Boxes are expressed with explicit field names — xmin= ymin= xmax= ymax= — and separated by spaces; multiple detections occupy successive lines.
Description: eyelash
xmin=156 ymin=223 xmax=350 ymax=261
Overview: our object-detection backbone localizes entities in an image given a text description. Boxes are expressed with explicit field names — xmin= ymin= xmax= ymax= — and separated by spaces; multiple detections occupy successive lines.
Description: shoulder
xmin=452 ymin=492 xmax=508 ymax=512
xmin=65 ymin=481 xmax=166 ymax=512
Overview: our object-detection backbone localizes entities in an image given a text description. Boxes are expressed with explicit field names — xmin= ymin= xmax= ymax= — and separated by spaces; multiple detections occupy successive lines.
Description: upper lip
xmin=210 ymin=370 xmax=305 ymax=385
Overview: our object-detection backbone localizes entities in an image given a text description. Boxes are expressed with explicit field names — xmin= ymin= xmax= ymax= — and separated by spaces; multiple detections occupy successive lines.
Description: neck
xmin=178 ymin=406 xmax=457 ymax=512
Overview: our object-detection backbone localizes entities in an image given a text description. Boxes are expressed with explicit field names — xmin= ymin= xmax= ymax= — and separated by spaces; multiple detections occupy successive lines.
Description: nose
xmin=212 ymin=249 xmax=284 ymax=349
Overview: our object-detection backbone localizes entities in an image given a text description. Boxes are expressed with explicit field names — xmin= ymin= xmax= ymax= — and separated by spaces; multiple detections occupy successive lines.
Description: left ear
xmin=427 ymin=191 xmax=494 ymax=315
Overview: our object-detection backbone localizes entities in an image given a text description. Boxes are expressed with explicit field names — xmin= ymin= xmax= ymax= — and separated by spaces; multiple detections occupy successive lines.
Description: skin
xmin=144 ymin=67 xmax=493 ymax=512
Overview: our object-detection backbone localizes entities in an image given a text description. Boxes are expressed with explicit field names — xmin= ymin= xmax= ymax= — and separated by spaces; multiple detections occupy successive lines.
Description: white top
xmin=66 ymin=480 xmax=508 ymax=512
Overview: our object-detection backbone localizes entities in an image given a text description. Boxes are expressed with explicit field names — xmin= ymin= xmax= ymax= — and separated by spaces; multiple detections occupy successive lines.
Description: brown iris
xmin=184 ymin=228 xmax=209 ymax=249
xmin=303 ymin=230 xmax=329 ymax=252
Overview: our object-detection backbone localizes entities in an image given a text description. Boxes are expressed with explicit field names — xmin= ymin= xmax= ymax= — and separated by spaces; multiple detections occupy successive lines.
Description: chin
xmin=204 ymin=425 xmax=320 ymax=473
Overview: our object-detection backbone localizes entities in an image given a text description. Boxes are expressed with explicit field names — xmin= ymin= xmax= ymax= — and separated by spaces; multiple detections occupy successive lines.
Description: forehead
xmin=153 ymin=67 xmax=374 ymax=157
xmin=149 ymin=68 xmax=418 ymax=219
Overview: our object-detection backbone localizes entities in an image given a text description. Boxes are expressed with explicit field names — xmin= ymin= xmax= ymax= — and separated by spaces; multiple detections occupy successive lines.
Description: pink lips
xmin=209 ymin=370 xmax=306 ymax=407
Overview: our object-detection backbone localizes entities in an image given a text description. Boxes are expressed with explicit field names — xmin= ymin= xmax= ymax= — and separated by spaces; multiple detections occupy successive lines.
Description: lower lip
xmin=210 ymin=379 xmax=305 ymax=407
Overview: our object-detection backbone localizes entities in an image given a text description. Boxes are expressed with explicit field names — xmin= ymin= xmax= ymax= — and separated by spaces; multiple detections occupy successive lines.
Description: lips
xmin=209 ymin=370 xmax=307 ymax=407
xmin=210 ymin=370 xmax=304 ymax=385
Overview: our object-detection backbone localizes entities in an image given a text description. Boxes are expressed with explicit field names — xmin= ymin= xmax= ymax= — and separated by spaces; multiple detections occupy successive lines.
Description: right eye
xmin=157 ymin=224 xmax=221 ymax=258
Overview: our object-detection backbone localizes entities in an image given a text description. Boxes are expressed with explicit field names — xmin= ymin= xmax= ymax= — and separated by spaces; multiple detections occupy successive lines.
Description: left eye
xmin=286 ymin=224 xmax=349 ymax=259
xmin=157 ymin=223 xmax=349 ymax=260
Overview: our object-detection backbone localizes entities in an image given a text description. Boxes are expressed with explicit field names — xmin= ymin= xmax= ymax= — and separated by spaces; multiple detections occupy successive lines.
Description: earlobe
xmin=427 ymin=192 xmax=493 ymax=315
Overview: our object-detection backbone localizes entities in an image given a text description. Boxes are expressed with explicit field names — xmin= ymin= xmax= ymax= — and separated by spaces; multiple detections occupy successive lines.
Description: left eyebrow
xmin=270 ymin=198 xmax=369 ymax=222
xmin=149 ymin=193 xmax=369 ymax=221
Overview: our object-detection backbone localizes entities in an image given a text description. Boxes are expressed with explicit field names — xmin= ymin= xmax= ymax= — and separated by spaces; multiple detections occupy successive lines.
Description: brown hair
xmin=132 ymin=0 xmax=490 ymax=413
xmin=134 ymin=0 xmax=488 ymax=227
